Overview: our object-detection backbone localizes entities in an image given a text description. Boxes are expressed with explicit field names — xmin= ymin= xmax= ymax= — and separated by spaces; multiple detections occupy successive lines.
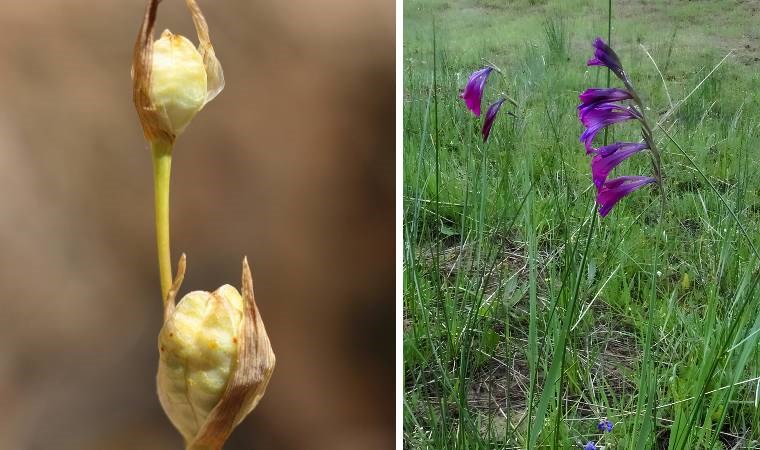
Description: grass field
xmin=402 ymin=1 xmax=760 ymax=448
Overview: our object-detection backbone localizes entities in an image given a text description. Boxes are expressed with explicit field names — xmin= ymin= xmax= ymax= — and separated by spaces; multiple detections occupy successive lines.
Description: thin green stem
xmin=152 ymin=140 xmax=174 ymax=301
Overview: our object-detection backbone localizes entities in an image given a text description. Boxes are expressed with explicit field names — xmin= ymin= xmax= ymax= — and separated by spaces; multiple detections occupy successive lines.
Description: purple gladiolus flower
xmin=482 ymin=98 xmax=506 ymax=142
xmin=584 ymin=442 xmax=598 ymax=450
xmin=587 ymin=37 xmax=626 ymax=81
xmin=597 ymin=176 xmax=657 ymax=217
xmin=591 ymin=142 xmax=648 ymax=188
xmin=460 ymin=66 xmax=494 ymax=117
xmin=579 ymin=104 xmax=640 ymax=153
xmin=579 ymin=88 xmax=632 ymax=112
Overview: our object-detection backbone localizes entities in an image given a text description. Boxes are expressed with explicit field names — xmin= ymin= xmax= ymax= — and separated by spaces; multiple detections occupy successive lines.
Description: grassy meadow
xmin=402 ymin=0 xmax=760 ymax=448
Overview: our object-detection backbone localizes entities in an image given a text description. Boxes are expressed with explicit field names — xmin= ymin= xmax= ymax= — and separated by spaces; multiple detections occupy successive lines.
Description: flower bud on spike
xmin=157 ymin=255 xmax=276 ymax=450
xmin=133 ymin=0 xmax=225 ymax=145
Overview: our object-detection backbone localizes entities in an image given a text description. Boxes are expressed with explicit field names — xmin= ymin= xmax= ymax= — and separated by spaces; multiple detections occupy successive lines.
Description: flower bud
xmin=157 ymin=255 xmax=275 ymax=449
xmin=133 ymin=0 xmax=225 ymax=145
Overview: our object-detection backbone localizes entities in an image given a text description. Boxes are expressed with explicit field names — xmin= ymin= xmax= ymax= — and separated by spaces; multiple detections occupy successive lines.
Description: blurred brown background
xmin=0 ymin=1 xmax=394 ymax=449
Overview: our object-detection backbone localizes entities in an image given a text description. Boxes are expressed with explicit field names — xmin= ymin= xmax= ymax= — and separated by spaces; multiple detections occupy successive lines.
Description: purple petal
xmin=579 ymin=104 xmax=640 ymax=153
xmin=579 ymin=88 xmax=632 ymax=111
xmin=482 ymin=98 xmax=506 ymax=142
xmin=584 ymin=442 xmax=598 ymax=450
xmin=587 ymin=37 xmax=626 ymax=81
xmin=591 ymin=142 xmax=648 ymax=188
xmin=459 ymin=66 xmax=494 ymax=117
xmin=592 ymin=141 xmax=643 ymax=157
xmin=597 ymin=176 xmax=657 ymax=217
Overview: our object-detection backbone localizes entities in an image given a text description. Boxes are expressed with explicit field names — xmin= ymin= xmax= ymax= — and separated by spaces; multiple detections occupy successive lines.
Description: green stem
xmin=151 ymin=140 xmax=173 ymax=301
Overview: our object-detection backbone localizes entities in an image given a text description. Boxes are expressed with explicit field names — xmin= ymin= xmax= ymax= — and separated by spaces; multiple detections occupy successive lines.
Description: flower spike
xmin=459 ymin=66 xmax=494 ymax=117
xmin=580 ymin=37 xmax=664 ymax=217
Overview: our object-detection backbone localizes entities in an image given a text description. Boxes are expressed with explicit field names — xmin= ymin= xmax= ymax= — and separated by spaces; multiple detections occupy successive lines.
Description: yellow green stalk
xmin=151 ymin=140 xmax=173 ymax=301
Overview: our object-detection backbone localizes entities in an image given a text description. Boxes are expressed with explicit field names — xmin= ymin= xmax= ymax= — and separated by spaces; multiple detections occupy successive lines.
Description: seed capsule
xmin=133 ymin=0 xmax=224 ymax=145
xmin=149 ymin=30 xmax=208 ymax=136
xmin=157 ymin=255 xmax=275 ymax=450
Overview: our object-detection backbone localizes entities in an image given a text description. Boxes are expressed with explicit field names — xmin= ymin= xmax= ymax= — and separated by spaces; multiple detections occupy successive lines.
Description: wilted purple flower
xmin=579 ymin=104 xmax=640 ymax=153
xmin=597 ymin=418 xmax=614 ymax=432
xmin=460 ymin=66 xmax=494 ymax=117
xmin=597 ymin=176 xmax=656 ymax=217
xmin=583 ymin=441 xmax=598 ymax=450
xmin=482 ymin=98 xmax=506 ymax=142
xmin=579 ymin=88 xmax=633 ymax=113
xmin=591 ymin=142 xmax=648 ymax=188
xmin=587 ymin=37 xmax=626 ymax=82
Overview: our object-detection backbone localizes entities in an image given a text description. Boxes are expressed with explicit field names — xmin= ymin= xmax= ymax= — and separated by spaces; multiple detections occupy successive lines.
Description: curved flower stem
xmin=151 ymin=140 xmax=174 ymax=301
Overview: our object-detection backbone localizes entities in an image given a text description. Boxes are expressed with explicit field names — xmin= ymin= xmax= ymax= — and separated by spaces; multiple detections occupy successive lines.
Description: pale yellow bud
xmin=157 ymin=256 xmax=275 ymax=450
xmin=150 ymin=30 xmax=208 ymax=136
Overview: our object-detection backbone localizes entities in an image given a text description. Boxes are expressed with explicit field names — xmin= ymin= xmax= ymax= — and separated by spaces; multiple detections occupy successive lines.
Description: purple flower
xmin=597 ymin=419 xmax=614 ymax=432
xmin=579 ymin=104 xmax=640 ymax=153
xmin=482 ymin=98 xmax=506 ymax=142
xmin=579 ymin=88 xmax=632 ymax=112
xmin=584 ymin=442 xmax=598 ymax=450
xmin=597 ymin=176 xmax=657 ymax=217
xmin=587 ymin=37 xmax=625 ymax=81
xmin=460 ymin=66 xmax=494 ymax=117
xmin=591 ymin=142 xmax=648 ymax=188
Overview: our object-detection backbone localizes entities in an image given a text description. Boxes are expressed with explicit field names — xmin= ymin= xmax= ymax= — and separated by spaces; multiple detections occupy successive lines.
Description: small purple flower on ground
xmin=482 ymin=98 xmax=506 ymax=142
xmin=459 ymin=66 xmax=493 ymax=117
xmin=597 ymin=176 xmax=657 ymax=217
xmin=584 ymin=441 xmax=598 ymax=450
xmin=587 ymin=37 xmax=626 ymax=82
xmin=597 ymin=418 xmax=614 ymax=432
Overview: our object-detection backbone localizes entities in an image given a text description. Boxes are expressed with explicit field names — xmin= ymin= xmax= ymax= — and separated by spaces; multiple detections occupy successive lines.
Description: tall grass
xmin=403 ymin=1 xmax=760 ymax=448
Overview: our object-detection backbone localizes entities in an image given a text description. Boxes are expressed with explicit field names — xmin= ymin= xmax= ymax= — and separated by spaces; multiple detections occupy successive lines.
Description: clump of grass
xmin=543 ymin=17 xmax=569 ymax=64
